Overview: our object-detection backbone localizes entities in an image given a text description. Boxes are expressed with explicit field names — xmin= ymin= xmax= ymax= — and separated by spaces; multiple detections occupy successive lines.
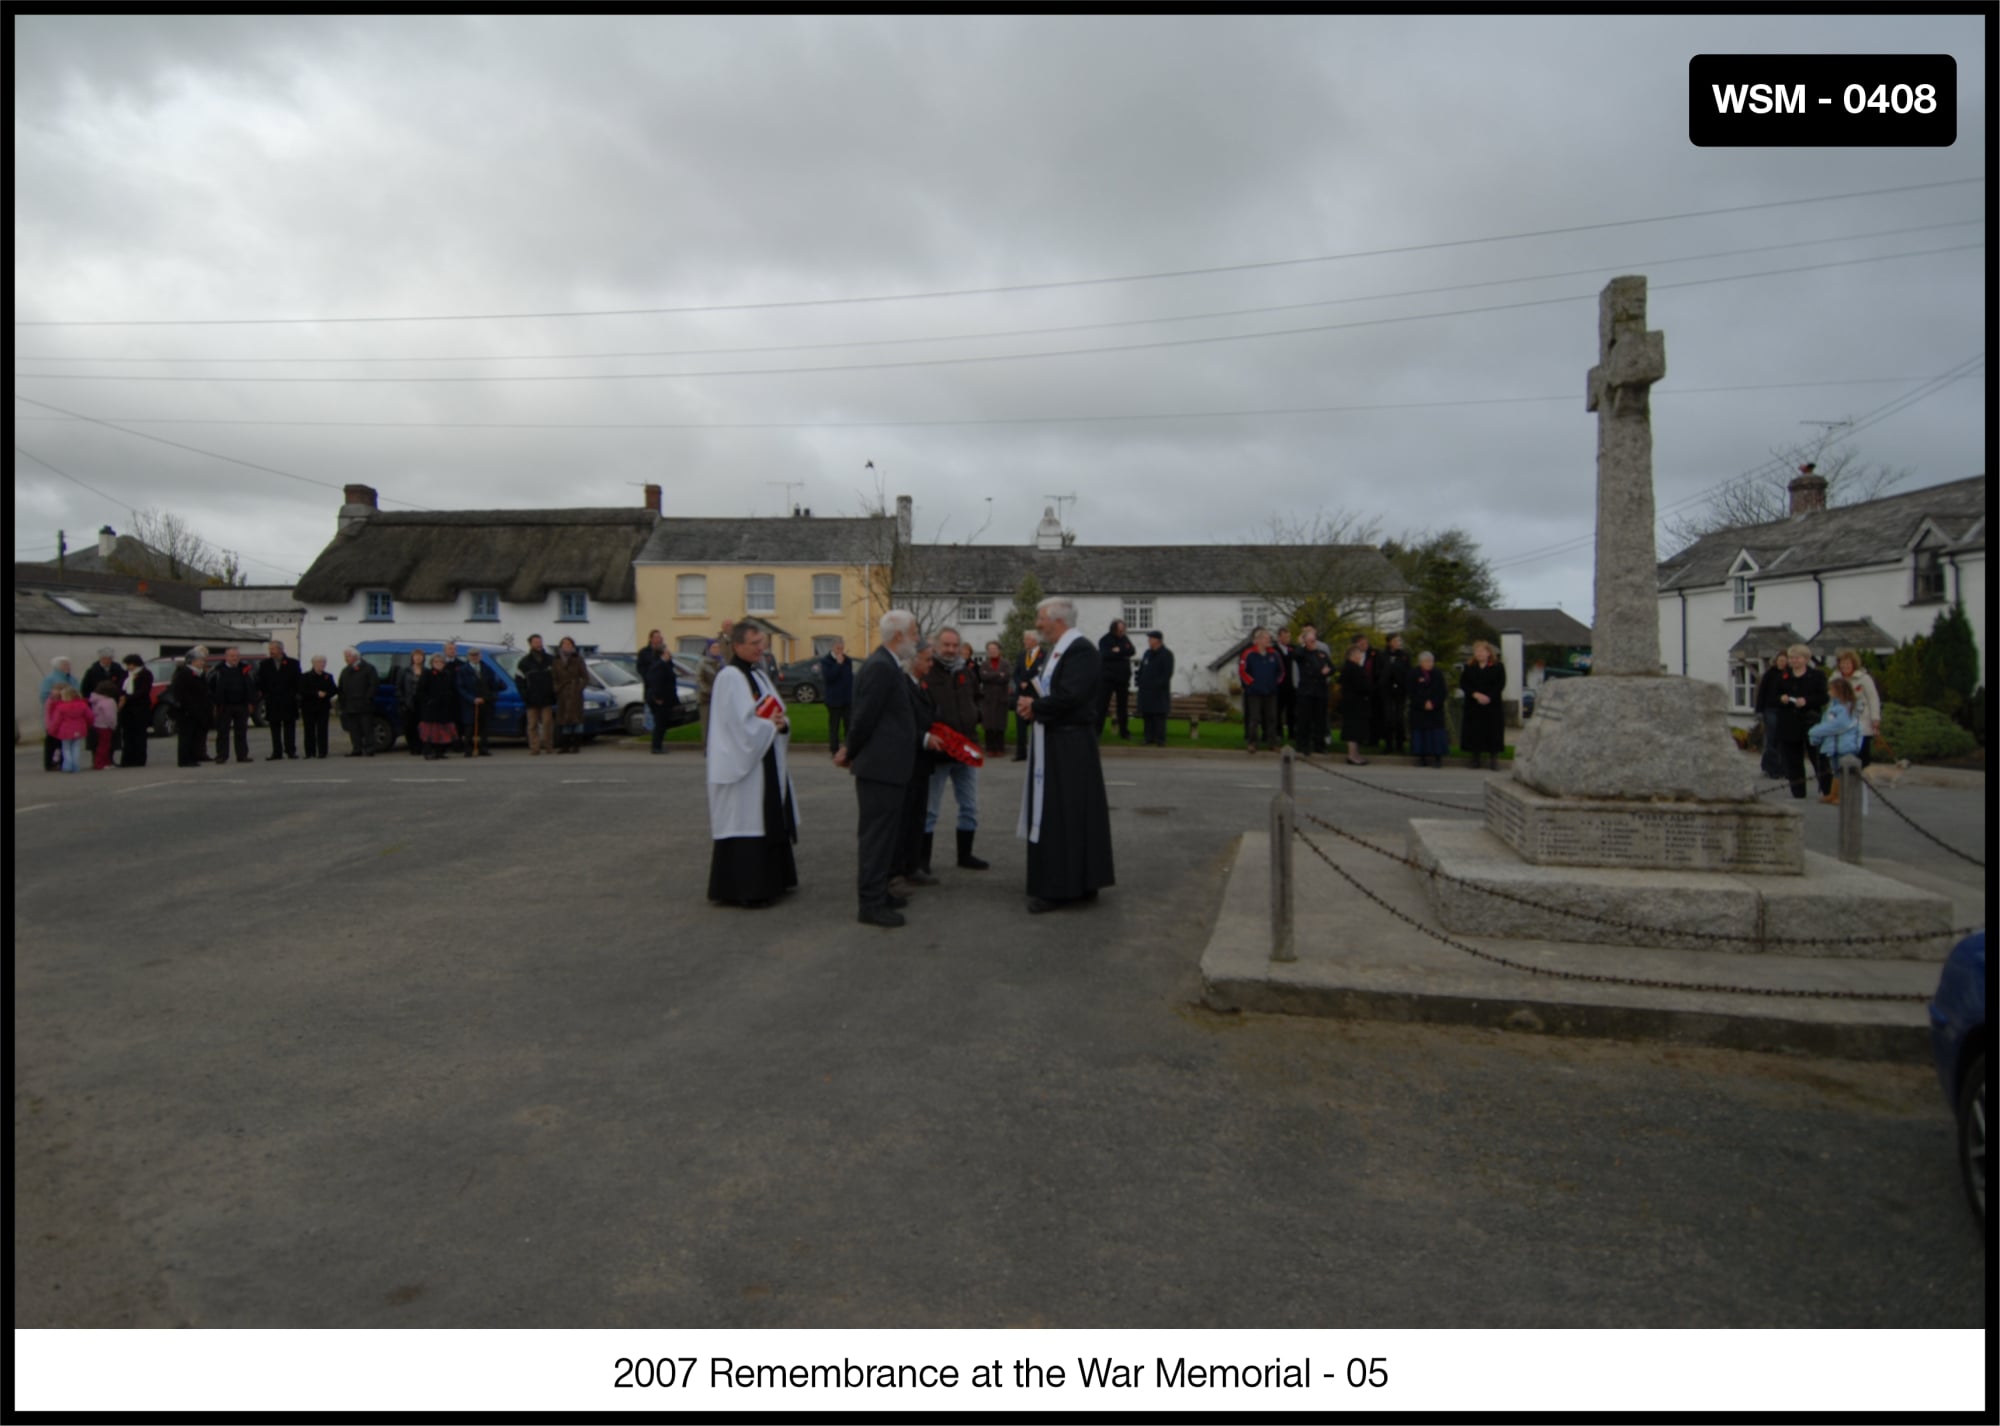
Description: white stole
xmin=705 ymin=664 xmax=797 ymax=840
xmin=1016 ymin=627 xmax=1083 ymax=843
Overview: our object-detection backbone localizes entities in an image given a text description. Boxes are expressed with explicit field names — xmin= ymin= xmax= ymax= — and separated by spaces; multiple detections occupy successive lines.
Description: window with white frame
xmin=558 ymin=589 xmax=589 ymax=621
xmin=676 ymin=573 xmax=707 ymax=615
xmin=1122 ymin=597 xmax=1155 ymax=629
xmin=676 ymin=636 xmax=709 ymax=656
xmin=959 ymin=596 xmax=994 ymax=624
xmin=1730 ymin=661 xmax=1759 ymax=711
xmin=745 ymin=573 xmax=776 ymax=614
xmin=1727 ymin=552 xmax=1757 ymax=615
xmin=364 ymin=590 xmax=395 ymax=621
xmin=811 ymin=573 xmax=842 ymax=613
xmin=469 ymin=590 xmax=500 ymax=622
xmin=1913 ymin=541 xmax=1946 ymax=602
xmin=1240 ymin=600 xmax=1275 ymax=630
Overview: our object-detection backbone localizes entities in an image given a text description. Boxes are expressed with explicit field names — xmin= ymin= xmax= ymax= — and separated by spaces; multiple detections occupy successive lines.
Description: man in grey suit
xmin=835 ymin=610 xmax=939 ymax=928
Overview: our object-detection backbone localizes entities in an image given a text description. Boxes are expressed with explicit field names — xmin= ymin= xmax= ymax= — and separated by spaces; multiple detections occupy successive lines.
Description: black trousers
xmin=342 ymin=711 xmax=377 ymax=755
xmin=44 ymin=733 xmax=62 ymax=771
xmin=1097 ymin=682 xmax=1130 ymax=735
xmin=1295 ymin=696 xmax=1328 ymax=754
xmin=302 ymin=708 xmax=331 ymax=758
xmin=403 ymin=702 xmax=423 ymax=754
xmin=650 ymin=700 xmax=670 ymax=751
xmin=214 ymin=704 xmax=251 ymax=763
xmin=120 ymin=714 xmax=150 ymax=767
xmin=1277 ymin=690 xmax=1295 ymax=740
xmin=1780 ymin=738 xmax=1831 ymax=797
xmin=984 ymin=716 xmax=1009 ymax=754
xmin=855 ymin=776 xmax=906 ymax=909
xmin=177 ymin=716 xmax=209 ymax=767
xmin=826 ymin=704 xmax=850 ymax=755
xmin=1142 ymin=714 xmax=1168 ymax=745
xmin=266 ymin=709 xmax=298 ymax=758
xmin=1244 ymin=692 xmax=1279 ymax=748
xmin=1016 ymin=710 xmax=1031 ymax=759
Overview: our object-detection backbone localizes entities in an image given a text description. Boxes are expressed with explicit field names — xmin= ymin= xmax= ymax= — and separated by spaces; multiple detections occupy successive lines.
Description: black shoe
xmin=265 ymin=754 xmax=284 ymax=761
xmin=919 ymin=832 xmax=935 ymax=877
xmin=906 ymin=868 xmax=940 ymax=887
xmin=477 ymin=750 xmax=492 ymax=757
xmin=884 ymin=893 xmax=910 ymax=910
xmin=956 ymin=829 xmax=989 ymax=870
xmin=653 ymin=747 xmax=667 ymax=755
xmin=858 ymin=906 xmax=906 ymax=928
xmin=1027 ymin=896 xmax=1061 ymax=914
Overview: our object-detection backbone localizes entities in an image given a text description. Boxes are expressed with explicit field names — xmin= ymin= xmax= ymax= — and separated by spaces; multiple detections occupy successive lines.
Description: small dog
xmin=1861 ymin=758 xmax=1912 ymax=788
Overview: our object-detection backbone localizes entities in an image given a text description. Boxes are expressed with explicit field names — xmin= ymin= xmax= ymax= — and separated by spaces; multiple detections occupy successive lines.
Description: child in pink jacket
xmin=46 ymin=685 xmax=93 ymax=772
xmin=88 ymin=686 xmax=121 ymax=769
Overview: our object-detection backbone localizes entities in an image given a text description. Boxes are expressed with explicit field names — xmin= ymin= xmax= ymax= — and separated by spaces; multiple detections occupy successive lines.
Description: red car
xmin=144 ymin=653 xmax=273 ymax=737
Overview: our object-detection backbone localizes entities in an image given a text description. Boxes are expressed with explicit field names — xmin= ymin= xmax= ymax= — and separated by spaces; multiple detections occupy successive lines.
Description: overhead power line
xmin=13 ymin=177 xmax=1981 ymax=327
xmin=12 ymin=243 xmax=1982 ymax=386
xmin=16 ymin=218 xmax=1982 ymax=366
xmin=7 ymin=377 xmax=1940 ymax=435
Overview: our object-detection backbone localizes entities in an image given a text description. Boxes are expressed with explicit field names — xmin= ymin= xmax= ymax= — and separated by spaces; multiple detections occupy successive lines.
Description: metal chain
xmin=1861 ymin=776 xmax=1986 ymax=868
xmin=1294 ymin=807 xmax=1980 ymax=951
xmin=1295 ymin=753 xmax=1488 ymax=814
xmin=1291 ymin=821 xmax=1930 ymax=1003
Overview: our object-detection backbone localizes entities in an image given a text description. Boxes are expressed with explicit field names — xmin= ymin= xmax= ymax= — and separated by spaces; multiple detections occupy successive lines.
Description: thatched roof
xmin=293 ymin=509 xmax=658 ymax=605
xmin=1657 ymin=475 xmax=1986 ymax=591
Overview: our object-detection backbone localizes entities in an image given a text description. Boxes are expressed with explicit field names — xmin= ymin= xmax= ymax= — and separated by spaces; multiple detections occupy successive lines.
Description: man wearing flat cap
xmin=1135 ymin=630 xmax=1175 ymax=747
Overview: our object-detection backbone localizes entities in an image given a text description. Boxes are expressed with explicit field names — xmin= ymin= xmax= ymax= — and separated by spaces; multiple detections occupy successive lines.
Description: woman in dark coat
xmin=976 ymin=640 xmax=1013 ymax=755
xmin=1133 ymin=632 xmax=1175 ymax=747
xmin=1337 ymin=641 xmax=1375 ymax=764
xmin=1407 ymin=651 xmax=1449 ymax=767
xmin=1459 ymin=640 xmax=1507 ymax=769
xmin=171 ymin=650 xmax=214 ymax=768
xmin=1770 ymin=643 xmax=1830 ymax=799
xmin=415 ymin=654 xmax=461 ymax=760
xmin=551 ymin=637 xmax=589 ymax=754
xmin=300 ymin=655 xmax=337 ymax=758
xmin=117 ymin=654 xmax=153 ymax=768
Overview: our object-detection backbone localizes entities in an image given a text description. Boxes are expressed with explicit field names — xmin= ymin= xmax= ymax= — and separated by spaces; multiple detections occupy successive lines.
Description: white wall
xmin=199 ymin=592 xmax=303 ymax=656
xmin=1661 ymin=551 xmax=1988 ymax=723
xmin=300 ymin=591 xmax=635 ymax=667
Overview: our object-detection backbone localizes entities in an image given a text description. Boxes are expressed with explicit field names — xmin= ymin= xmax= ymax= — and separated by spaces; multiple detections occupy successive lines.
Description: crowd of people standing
xmin=1755 ymin=644 xmax=1883 ymax=802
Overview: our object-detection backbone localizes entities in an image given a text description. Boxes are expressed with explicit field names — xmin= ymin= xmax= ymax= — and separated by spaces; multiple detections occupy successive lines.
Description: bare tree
xmin=1661 ymin=444 xmax=1911 ymax=554
xmin=124 ymin=507 xmax=230 ymax=583
xmin=849 ymin=475 xmax=961 ymax=641
xmin=1244 ymin=508 xmax=1393 ymax=633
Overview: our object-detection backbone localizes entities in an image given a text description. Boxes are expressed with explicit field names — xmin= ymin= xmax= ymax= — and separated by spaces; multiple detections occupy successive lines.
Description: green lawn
xmin=652 ymin=704 xmax=1511 ymax=756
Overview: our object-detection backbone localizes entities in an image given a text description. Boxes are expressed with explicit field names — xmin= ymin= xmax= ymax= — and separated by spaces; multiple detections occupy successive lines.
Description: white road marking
xmin=1103 ymin=780 xmax=1138 ymax=787
xmin=285 ymin=779 xmax=352 ymax=784
xmin=391 ymin=778 xmax=465 ymax=784
xmin=109 ymin=781 xmax=178 ymax=794
xmin=561 ymin=779 xmax=630 ymax=784
xmin=15 ymin=804 xmax=57 ymax=814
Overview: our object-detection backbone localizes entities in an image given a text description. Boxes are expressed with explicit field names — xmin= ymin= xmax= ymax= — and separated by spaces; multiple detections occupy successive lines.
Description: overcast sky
xmin=12 ymin=13 xmax=1989 ymax=618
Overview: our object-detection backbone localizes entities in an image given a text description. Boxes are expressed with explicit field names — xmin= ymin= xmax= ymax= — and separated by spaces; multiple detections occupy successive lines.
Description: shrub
xmin=1878 ymin=703 xmax=1977 ymax=763
xmin=1729 ymin=726 xmax=1751 ymax=751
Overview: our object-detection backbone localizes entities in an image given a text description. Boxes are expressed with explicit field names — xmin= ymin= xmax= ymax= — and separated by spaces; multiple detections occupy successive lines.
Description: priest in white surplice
xmin=706 ymin=621 xmax=800 ymax=907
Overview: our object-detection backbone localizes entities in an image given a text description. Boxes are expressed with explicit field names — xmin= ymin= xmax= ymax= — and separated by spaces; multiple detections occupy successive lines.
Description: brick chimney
xmin=1788 ymin=463 xmax=1828 ymax=516
xmin=643 ymin=483 xmax=662 ymax=514
xmin=339 ymin=484 xmax=379 ymax=534
xmin=98 ymin=525 xmax=116 ymax=558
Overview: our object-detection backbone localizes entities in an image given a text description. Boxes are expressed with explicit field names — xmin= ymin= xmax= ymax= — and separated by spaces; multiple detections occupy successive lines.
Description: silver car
xmin=588 ymin=656 xmax=696 ymax=736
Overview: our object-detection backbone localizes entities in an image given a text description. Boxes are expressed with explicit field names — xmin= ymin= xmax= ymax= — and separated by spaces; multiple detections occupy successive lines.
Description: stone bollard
xmin=1270 ymin=747 xmax=1296 ymax=962
xmin=1838 ymin=754 xmax=1864 ymax=865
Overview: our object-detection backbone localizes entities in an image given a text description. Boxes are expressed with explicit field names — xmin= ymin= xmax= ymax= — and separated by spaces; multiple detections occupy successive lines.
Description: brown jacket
xmin=552 ymin=651 xmax=588 ymax=724
xmin=924 ymin=657 xmax=983 ymax=738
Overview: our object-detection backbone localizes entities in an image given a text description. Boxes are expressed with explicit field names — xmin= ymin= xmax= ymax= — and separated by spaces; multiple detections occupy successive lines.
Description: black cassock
xmin=1019 ymin=635 xmax=1116 ymax=901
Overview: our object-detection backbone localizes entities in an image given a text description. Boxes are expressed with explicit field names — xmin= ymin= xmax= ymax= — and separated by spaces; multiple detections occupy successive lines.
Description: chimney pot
xmin=339 ymin=484 xmax=379 ymax=535
xmin=1035 ymin=505 xmax=1065 ymax=552
xmin=643 ymin=483 xmax=662 ymax=514
xmin=98 ymin=525 xmax=116 ymax=559
xmin=1787 ymin=473 xmax=1829 ymax=516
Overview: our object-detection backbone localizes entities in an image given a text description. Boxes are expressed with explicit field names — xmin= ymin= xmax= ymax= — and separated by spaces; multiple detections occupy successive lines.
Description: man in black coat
xmin=257 ymin=639 xmax=303 ymax=760
xmin=1290 ymin=627 xmax=1334 ymax=755
xmin=456 ymin=646 xmax=502 ymax=756
xmin=1016 ymin=598 xmax=1115 ymax=913
xmin=171 ymin=648 xmax=214 ymax=768
xmin=207 ymin=647 xmax=257 ymax=765
xmin=1096 ymin=620 xmax=1137 ymax=739
xmin=835 ymin=611 xmax=939 ymax=928
xmin=336 ymin=648 xmax=381 ymax=757
xmin=642 ymin=647 xmax=678 ymax=755
xmin=1374 ymin=633 xmax=1411 ymax=756
xmin=819 ymin=638 xmax=855 ymax=760
xmin=515 ymin=634 xmax=557 ymax=755
xmin=1273 ymin=628 xmax=1297 ymax=745
xmin=118 ymin=653 xmax=154 ymax=768
xmin=1134 ymin=630 xmax=1175 ymax=746
xmin=80 ymin=648 xmax=122 ymax=700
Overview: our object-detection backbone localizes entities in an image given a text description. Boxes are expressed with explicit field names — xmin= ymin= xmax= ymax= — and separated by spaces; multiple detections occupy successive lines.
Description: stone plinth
xmin=1510 ymin=675 xmax=1754 ymax=803
xmin=1409 ymin=819 xmax=1956 ymax=960
xmin=1485 ymin=779 xmax=1804 ymax=875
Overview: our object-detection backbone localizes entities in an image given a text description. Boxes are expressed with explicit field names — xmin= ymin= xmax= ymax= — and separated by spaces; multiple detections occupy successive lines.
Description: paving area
xmin=11 ymin=741 xmax=1990 ymax=1328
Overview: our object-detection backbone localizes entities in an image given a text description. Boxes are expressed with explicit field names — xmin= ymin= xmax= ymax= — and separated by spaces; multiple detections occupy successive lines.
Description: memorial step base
xmin=1485 ymin=778 xmax=1805 ymax=876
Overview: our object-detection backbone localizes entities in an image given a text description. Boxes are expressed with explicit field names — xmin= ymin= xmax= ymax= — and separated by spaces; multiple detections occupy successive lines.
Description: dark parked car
xmin=775 ymin=658 xmax=825 ymax=704
xmin=145 ymin=653 xmax=273 ymax=736
xmin=1928 ymin=930 xmax=1987 ymax=1236
xmin=351 ymin=640 xmax=620 ymax=752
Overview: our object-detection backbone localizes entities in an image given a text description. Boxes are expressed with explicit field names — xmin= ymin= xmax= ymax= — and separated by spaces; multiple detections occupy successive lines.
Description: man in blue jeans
xmin=819 ymin=637 xmax=854 ymax=759
xmin=920 ymin=627 xmax=989 ymax=872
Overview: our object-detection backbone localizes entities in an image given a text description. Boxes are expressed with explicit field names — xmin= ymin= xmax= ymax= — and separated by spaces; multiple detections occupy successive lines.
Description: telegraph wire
xmin=16 ymin=218 xmax=1982 ymax=366
xmin=14 ymin=177 xmax=1982 ymax=327
xmin=12 ymin=243 xmax=1983 ymax=385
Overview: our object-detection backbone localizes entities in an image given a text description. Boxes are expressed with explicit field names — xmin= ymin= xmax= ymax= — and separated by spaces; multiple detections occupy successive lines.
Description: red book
xmin=755 ymin=694 xmax=783 ymax=721
xmin=929 ymin=722 xmax=984 ymax=767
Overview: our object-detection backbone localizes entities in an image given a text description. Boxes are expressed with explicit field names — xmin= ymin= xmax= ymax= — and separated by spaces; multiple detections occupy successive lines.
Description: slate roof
xmin=1807 ymin=618 xmax=1898 ymax=657
xmin=635 ymin=517 xmax=897 ymax=565
xmin=1469 ymin=608 xmax=1592 ymax=646
xmin=1725 ymin=624 xmax=1806 ymax=661
xmin=899 ymin=543 xmax=1409 ymax=597
xmin=13 ymin=583 xmax=265 ymax=644
xmin=293 ymin=509 xmax=658 ymax=605
xmin=19 ymin=533 xmax=199 ymax=581
xmin=1657 ymin=475 xmax=1987 ymax=591
xmin=10 ymin=564 xmax=207 ymax=614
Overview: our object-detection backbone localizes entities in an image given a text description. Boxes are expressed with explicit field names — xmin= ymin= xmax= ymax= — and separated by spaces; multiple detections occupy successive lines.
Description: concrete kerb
xmin=1198 ymin=829 xmax=1951 ymax=1063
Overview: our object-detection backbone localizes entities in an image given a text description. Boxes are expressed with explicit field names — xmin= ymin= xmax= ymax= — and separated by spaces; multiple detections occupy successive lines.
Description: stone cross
xmin=1585 ymin=275 xmax=1666 ymax=677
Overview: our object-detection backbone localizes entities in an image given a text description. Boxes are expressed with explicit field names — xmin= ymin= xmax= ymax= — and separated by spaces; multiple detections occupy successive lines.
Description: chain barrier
xmin=1861 ymin=776 xmax=1986 ymax=868
xmin=1293 ymin=808 xmax=1979 ymax=952
xmin=1294 ymin=753 xmax=1488 ymax=815
xmin=1290 ymin=820 xmax=1930 ymax=1004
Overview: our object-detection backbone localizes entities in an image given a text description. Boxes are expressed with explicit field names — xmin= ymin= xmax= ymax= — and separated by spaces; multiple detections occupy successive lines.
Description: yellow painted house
xmin=632 ymin=512 xmax=902 ymax=662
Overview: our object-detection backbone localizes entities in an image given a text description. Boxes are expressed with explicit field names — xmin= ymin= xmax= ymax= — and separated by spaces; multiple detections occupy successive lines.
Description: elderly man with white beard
xmin=835 ymin=610 xmax=944 ymax=928
xmin=1014 ymin=597 xmax=1116 ymax=914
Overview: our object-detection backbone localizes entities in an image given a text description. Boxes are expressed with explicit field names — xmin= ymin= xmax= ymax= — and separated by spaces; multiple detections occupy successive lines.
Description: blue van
xmin=352 ymin=640 xmax=620 ymax=751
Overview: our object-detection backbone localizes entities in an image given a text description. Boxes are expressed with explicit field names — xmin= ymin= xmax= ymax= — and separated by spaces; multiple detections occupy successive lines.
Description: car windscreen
xmin=591 ymin=661 xmax=638 ymax=686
